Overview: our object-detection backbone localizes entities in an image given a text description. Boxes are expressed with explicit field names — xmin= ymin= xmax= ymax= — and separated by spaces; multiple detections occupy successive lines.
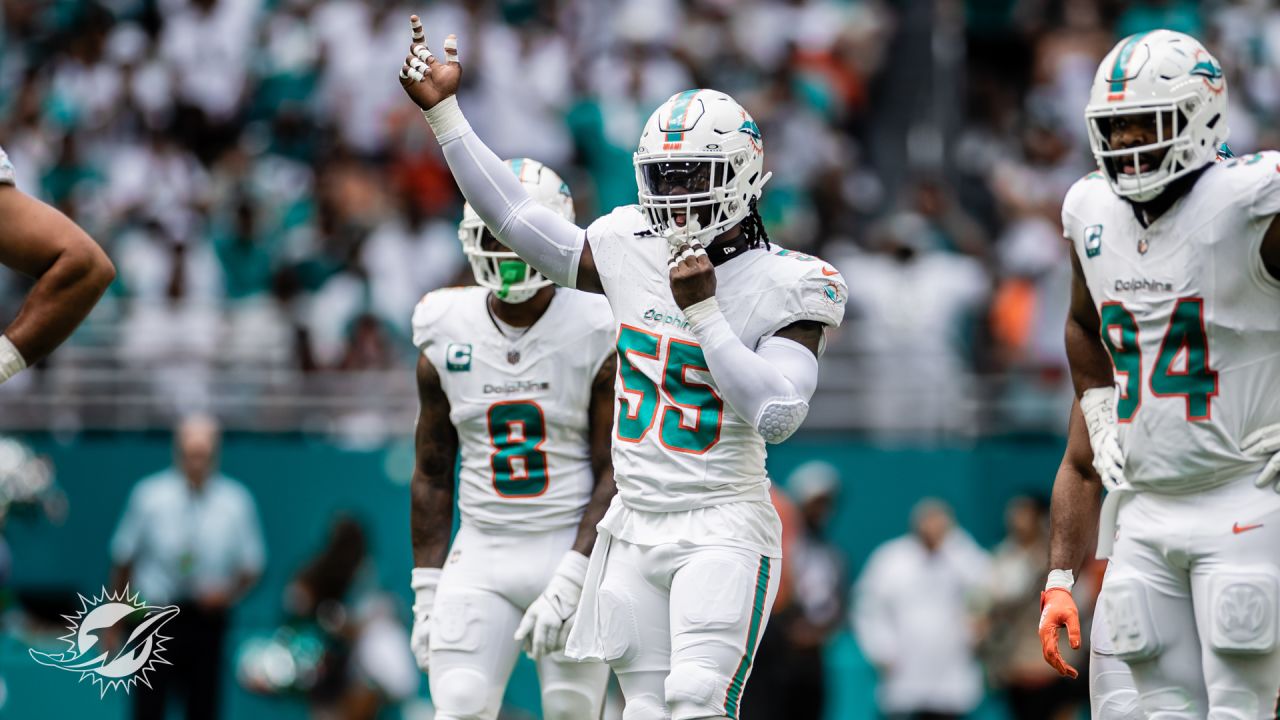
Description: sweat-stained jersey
xmin=584 ymin=205 xmax=847 ymax=516
xmin=1063 ymin=151 xmax=1280 ymax=492
xmin=0 ymin=145 xmax=14 ymax=185
xmin=412 ymin=286 xmax=615 ymax=532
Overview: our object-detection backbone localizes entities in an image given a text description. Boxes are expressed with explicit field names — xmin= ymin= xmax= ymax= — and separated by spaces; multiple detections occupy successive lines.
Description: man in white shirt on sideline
xmin=110 ymin=413 xmax=265 ymax=720
xmin=853 ymin=498 xmax=992 ymax=720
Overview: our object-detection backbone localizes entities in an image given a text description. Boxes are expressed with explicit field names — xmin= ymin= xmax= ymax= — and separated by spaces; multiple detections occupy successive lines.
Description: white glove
xmin=410 ymin=567 xmax=441 ymax=672
xmin=514 ymin=551 xmax=589 ymax=659
xmin=1243 ymin=423 xmax=1280 ymax=493
xmin=1080 ymin=387 xmax=1126 ymax=492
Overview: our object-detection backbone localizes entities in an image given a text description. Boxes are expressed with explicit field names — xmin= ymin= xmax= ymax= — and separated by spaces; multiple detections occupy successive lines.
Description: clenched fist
xmin=398 ymin=15 xmax=462 ymax=111
xmin=669 ymin=241 xmax=716 ymax=310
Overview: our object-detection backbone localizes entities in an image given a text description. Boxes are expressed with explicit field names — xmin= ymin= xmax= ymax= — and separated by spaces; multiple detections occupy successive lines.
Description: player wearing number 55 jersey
xmin=409 ymin=158 xmax=614 ymax=720
xmin=399 ymin=17 xmax=845 ymax=720
xmin=1039 ymin=30 xmax=1280 ymax=719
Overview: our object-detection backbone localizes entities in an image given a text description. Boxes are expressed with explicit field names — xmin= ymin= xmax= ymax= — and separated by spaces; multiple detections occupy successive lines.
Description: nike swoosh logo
xmin=820 ymin=266 xmax=839 ymax=277
xmin=1233 ymin=522 xmax=1264 ymax=534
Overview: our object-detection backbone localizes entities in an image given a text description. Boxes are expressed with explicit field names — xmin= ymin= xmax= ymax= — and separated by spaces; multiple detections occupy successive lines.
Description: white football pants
xmin=428 ymin=524 xmax=610 ymax=720
xmin=1102 ymin=477 xmax=1280 ymax=719
xmin=583 ymin=536 xmax=780 ymax=720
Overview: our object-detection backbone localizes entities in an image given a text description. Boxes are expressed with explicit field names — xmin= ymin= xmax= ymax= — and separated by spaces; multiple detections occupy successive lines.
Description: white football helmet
xmin=460 ymin=158 xmax=574 ymax=303
xmin=634 ymin=89 xmax=771 ymax=247
xmin=1085 ymin=30 xmax=1229 ymax=202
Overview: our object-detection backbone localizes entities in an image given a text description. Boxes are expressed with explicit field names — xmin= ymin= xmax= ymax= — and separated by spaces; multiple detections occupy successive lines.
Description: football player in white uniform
xmin=1040 ymin=30 xmax=1280 ymax=718
xmin=0 ymin=144 xmax=114 ymax=382
xmin=409 ymin=158 xmax=615 ymax=720
xmin=399 ymin=17 xmax=846 ymax=720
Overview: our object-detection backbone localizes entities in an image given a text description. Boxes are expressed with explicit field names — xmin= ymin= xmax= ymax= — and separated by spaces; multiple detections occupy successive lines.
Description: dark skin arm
xmin=0 ymin=185 xmax=115 ymax=363
xmin=411 ymin=353 xmax=459 ymax=569
xmin=1048 ymin=399 xmax=1103 ymax=575
xmin=1262 ymin=215 xmax=1280 ymax=282
xmin=1065 ymin=248 xmax=1114 ymax=398
xmin=571 ymin=354 xmax=619 ymax=555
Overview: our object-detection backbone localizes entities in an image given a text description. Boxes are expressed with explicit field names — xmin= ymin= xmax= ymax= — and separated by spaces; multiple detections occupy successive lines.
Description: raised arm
xmin=398 ymin=17 xmax=603 ymax=294
xmin=0 ymin=184 xmax=115 ymax=378
xmin=408 ymin=351 xmax=458 ymax=672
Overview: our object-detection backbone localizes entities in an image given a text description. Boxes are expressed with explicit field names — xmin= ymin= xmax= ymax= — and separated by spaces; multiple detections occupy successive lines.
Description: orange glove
xmin=1039 ymin=587 xmax=1081 ymax=679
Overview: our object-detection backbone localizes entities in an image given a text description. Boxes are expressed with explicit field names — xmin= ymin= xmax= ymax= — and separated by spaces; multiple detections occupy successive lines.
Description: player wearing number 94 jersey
xmin=400 ymin=17 xmax=845 ymax=720
xmin=408 ymin=158 xmax=615 ymax=720
xmin=1040 ymin=30 xmax=1280 ymax=719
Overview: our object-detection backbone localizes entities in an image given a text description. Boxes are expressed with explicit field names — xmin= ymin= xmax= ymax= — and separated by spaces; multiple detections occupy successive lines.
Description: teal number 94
xmin=487 ymin=400 xmax=550 ymax=497
xmin=616 ymin=325 xmax=723 ymax=454
xmin=1099 ymin=298 xmax=1218 ymax=422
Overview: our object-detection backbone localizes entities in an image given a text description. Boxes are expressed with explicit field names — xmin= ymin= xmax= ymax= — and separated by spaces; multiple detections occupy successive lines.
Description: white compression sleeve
xmin=684 ymin=298 xmax=819 ymax=443
xmin=422 ymin=98 xmax=586 ymax=288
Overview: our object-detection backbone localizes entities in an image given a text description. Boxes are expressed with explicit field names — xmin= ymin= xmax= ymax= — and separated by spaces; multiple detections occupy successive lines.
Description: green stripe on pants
xmin=723 ymin=555 xmax=771 ymax=719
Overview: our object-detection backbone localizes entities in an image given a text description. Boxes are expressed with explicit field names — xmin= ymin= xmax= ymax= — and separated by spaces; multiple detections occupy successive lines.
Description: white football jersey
xmin=1063 ymin=151 xmax=1280 ymax=492
xmin=585 ymin=205 xmax=847 ymax=512
xmin=412 ymin=286 xmax=615 ymax=532
xmin=0 ymin=145 xmax=15 ymax=186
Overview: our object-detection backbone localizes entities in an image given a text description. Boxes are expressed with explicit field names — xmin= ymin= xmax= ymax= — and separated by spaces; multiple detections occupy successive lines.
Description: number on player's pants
xmin=487 ymin=401 xmax=550 ymax=497
xmin=1100 ymin=297 xmax=1217 ymax=422
xmin=616 ymin=326 xmax=723 ymax=454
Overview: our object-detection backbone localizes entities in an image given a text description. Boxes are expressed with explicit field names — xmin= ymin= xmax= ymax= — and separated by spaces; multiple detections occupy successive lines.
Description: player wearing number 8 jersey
xmin=409 ymin=158 xmax=615 ymax=720
xmin=1041 ymin=30 xmax=1280 ymax=718
xmin=398 ymin=17 xmax=845 ymax=720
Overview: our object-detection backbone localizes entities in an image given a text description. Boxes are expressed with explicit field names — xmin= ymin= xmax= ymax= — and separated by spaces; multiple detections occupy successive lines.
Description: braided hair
xmin=741 ymin=199 xmax=771 ymax=251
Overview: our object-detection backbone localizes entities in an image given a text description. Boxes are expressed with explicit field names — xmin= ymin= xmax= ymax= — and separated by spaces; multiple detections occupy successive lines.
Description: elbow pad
xmin=756 ymin=398 xmax=810 ymax=444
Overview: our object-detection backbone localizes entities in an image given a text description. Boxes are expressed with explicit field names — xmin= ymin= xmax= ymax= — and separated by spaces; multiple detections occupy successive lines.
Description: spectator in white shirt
xmin=854 ymin=498 xmax=992 ymax=720
xmin=110 ymin=413 xmax=265 ymax=720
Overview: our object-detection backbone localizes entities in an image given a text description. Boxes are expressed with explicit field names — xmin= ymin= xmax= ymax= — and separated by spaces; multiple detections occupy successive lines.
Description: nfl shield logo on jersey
xmin=446 ymin=343 xmax=473 ymax=372
xmin=1085 ymin=225 xmax=1104 ymax=258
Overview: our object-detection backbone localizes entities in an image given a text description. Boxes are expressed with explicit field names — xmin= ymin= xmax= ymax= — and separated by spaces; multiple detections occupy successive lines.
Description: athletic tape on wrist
xmin=422 ymin=96 xmax=471 ymax=142
xmin=0 ymin=335 xmax=27 ymax=384
xmin=1045 ymin=568 xmax=1075 ymax=592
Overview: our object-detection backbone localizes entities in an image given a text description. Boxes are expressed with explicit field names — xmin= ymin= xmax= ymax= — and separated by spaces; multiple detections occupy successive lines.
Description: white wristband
xmin=1045 ymin=568 xmax=1075 ymax=592
xmin=683 ymin=297 xmax=735 ymax=352
xmin=421 ymin=96 xmax=471 ymax=143
xmin=0 ymin=335 xmax=27 ymax=384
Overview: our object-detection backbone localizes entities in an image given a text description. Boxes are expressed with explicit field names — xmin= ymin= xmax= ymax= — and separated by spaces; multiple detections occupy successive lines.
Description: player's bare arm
xmin=1065 ymin=248 xmax=1125 ymax=490
xmin=573 ymin=353 xmax=618 ymax=556
xmin=408 ymin=351 xmax=457 ymax=671
xmin=1261 ymin=212 xmax=1280 ymax=282
xmin=0 ymin=184 xmax=114 ymax=374
xmin=397 ymin=16 xmax=604 ymax=295
xmin=1040 ymin=399 xmax=1104 ymax=680
xmin=411 ymin=352 xmax=457 ymax=569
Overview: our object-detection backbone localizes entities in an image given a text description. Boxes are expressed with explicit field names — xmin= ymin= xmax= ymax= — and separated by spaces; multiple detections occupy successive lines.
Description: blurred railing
xmin=0 ymin=307 xmax=1074 ymax=438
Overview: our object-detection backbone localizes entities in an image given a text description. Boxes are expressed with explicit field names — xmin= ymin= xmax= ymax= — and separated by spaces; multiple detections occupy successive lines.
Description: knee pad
xmin=1208 ymin=570 xmax=1278 ymax=655
xmin=1205 ymin=689 xmax=1258 ymax=720
xmin=541 ymin=683 xmax=599 ymax=720
xmin=665 ymin=663 xmax=728 ymax=720
xmin=621 ymin=693 xmax=668 ymax=720
xmin=1102 ymin=577 xmax=1163 ymax=662
xmin=430 ymin=667 xmax=490 ymax=719
xmin=1137 ymin=687 xmax=1199 ymax=719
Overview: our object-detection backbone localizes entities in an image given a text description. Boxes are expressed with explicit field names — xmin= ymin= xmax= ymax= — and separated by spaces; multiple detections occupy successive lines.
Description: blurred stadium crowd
xmin=1 ymin=0 xmax=1279 ymax=434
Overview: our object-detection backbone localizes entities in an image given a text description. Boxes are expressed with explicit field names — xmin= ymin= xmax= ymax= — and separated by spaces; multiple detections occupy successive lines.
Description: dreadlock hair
xmin=742 ymin=199 xmax=771 ymax=251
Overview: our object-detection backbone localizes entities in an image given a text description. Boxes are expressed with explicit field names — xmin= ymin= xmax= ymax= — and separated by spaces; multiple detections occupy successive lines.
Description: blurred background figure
xmin=983 ymin=496 xmax=1084 ymax=720
xmin=109 ymin=413 xmax=265 ymax=720
xmin=854 ymin=498 xmax=992 ymax=720
xmin=748 ymin=461 xmax=848 ymax=720
xmin=237 ymin=515 xmax=417 ymax=720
